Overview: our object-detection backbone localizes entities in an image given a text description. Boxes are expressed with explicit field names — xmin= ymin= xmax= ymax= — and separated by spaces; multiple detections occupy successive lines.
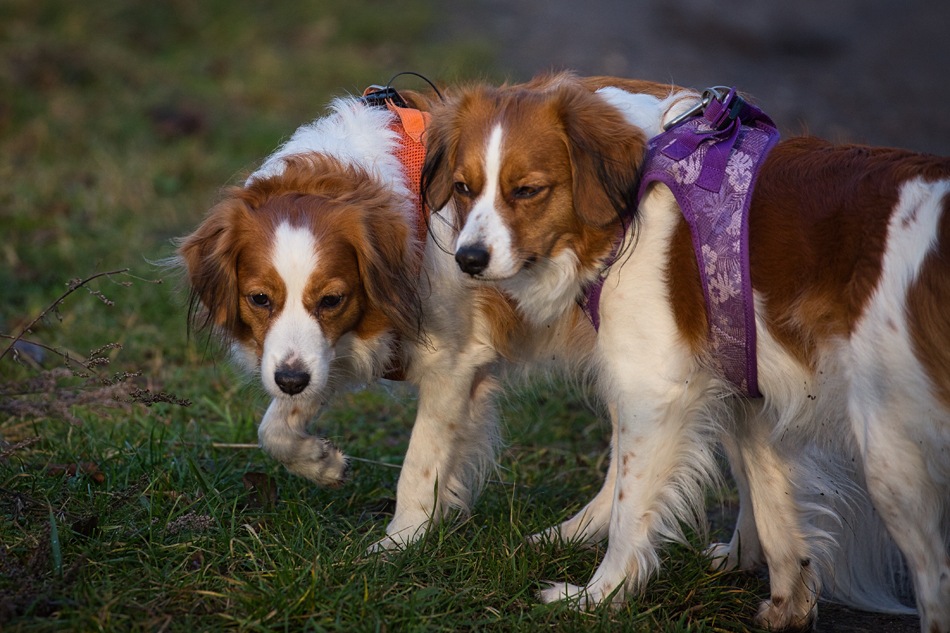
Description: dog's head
xmin=178 ymin=154 xmax=422 ymax=399
xmin=421 ymin=75 xmax=649 ymax=281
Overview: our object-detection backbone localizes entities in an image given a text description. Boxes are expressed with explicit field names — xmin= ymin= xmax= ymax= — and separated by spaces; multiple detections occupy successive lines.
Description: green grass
xmin=0 ymin=2 xmax=765 ymax=630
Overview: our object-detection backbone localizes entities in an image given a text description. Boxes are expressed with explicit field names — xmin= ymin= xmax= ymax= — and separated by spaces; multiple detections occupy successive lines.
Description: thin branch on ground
xmin=0 ymin=269 xmax=132 ymax=367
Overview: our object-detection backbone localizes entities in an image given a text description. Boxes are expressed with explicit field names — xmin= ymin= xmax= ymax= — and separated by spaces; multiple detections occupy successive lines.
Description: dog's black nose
xmin=274 ymin=368 xmax=310 ymax=395
xmin=455 ymin=245 xmax=491 ymax=276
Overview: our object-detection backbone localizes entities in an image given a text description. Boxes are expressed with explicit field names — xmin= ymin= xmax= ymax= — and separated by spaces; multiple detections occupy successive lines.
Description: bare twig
xmin=163 ymin=441 xmax=523 ymax=484
xmin=0 ymin=436 xmax=42 ymax=460
xmin=0 ymin=334 xmax=102 ymax=376
xmin=0 ymin=268 xmax=131 ymax=370
xmin=125 ymin=388 xmax=192 ymax=407
xmin=0 ymin=486 xmax=84 ymax=521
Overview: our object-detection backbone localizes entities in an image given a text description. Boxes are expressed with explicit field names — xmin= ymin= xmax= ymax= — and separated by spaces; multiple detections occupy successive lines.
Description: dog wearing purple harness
xmin=422 ymin=73 xmax=949 ymax=632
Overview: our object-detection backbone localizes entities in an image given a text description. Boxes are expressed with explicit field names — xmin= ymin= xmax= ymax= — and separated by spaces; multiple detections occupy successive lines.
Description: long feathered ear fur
xmin=420 ymin=103 xmax=462 ymax=219
xmin=177 ymin=193 xmax=253 ymax=341
xmin=348 ymin=204 xmax=425 ymax=344
xmin=554 ymin=85 xmax=649 ymax=228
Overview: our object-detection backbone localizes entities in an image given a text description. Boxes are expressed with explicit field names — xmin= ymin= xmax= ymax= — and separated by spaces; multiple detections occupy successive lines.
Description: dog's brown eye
xmin=319 ymin=294 xmax=343 ymax=310
xmin=454 ymin=181 xmax=471 ymax=196
xmin=513 ymin=185 xmax=543 ymax=199
xmin=249 ymin=293 xmax=271 ymax=308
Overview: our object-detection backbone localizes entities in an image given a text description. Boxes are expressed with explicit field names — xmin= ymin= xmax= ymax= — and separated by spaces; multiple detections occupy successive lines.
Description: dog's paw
xmin=365 ymin=513 xmax=430 ymax=554
xmin=754 ymin=597 xmax=817 ymax=632
xmin=527 ymin=515 xmax=608 ymax=548
xmin=365 ymin=535 xmax=404 ymax=554
xmin=282 ymin=437 xmax=348 ymax=487
xmin=538 ymin=580 xmax=624 ymax=609
xmin=526 ymin=527 xmax=559 ymax=547
xmin=539 ymin=582 xmax=591 ymax=608
xmin=705 ymin=542 xmax=735 ymax=571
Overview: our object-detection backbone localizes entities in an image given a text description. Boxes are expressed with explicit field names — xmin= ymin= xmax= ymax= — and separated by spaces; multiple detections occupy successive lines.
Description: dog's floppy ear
xmin=178 ymin=192 xmax=252 ymax=340
xmin=349 ymin=203 xmax=425 ymax=343
xmin=421 ymin=95 xmax=466 ymax=217
xmin=555 ymin=86 xmax=649 ymax=227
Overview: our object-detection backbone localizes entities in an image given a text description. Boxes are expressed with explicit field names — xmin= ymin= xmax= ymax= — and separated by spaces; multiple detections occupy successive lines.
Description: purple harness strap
xmin=581 ymin=87 xmax=779 ymax=398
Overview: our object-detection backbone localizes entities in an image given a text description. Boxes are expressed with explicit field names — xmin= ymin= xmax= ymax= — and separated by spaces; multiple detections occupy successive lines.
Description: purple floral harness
xmin=581 ymin=88 xmax=780 ymax=397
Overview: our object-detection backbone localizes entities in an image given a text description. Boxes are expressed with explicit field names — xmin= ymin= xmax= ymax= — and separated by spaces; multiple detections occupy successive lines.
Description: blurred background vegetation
xmin=1 ymin=0 xmax=493 ymax=359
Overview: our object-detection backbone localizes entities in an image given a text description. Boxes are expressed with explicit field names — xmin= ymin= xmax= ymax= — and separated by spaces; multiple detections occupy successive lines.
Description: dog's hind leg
xmin=527 ymin=401 xmax=618 ymax=547
xmin=854 ymin=396 xmax=950 ymax=633
xmin=707 ymin=430 xmax=764 ymax=572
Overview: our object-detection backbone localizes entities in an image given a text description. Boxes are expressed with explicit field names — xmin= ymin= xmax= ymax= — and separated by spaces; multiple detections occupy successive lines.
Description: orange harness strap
xmin=386 ymin=101 xmax=431 ymax=251
xmin=360 ymin=87 xmax=431 ymax=382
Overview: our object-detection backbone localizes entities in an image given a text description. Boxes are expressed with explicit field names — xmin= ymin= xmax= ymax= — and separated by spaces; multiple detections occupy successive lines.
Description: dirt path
xmin=435 ymin=0 xmax=950 ymax=156
xmin=431 ymin=2 xmax=948 ymax=630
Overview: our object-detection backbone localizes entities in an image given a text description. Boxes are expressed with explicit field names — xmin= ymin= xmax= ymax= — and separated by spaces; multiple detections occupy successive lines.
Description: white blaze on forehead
xmin=271 ymin=222 xmax=319 ymax=307
xmin=261 ymin=222 xmax=332 ymax=398
xmin=456 ymin=123 xmax=520 ymax=278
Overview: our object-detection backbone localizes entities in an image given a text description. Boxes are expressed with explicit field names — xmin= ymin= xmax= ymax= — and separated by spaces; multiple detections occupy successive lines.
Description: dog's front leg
xmin=528 ymin=401 xmax=619 ymax=547
xmin=371 ymin=353 xmax=499 ymax=551
xmin=258 ymin=396 xmax=348 ymax=487
xmin=540 ymin=382 xmax=717 ymax=609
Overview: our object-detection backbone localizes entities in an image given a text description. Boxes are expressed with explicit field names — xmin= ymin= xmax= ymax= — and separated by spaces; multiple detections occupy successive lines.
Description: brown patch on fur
xmin=666 ymin=214 xmax=708 ymax=354
xmin=179 ymin=154 xmax=424 ymax=358
xmin=907 ymin=192 xmax=950 ymax=408
xmin=749 ymin=138 xmax=950 ymax=368
xmin=617 ymin=489 xmax=625 ymax=501
xmin=475 ymin=287 xmax=527 ymax=360
xmin=577 ymin=76 xmax=683 ymax=99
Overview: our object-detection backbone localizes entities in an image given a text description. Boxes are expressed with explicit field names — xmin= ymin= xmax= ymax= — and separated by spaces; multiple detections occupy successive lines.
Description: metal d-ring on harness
xmin=662 ymin=86 xmax=746 ymax=132
xmin=358 ymin=71 xmax=445 ymax=109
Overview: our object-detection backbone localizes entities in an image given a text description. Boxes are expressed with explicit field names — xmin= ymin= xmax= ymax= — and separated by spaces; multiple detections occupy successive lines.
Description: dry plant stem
xmin=0 ymin=268 xmax=131 ymax=370
xmin=0 ymin=436 xmax=42 ymax=460
xmin=0 ymin=335 xmax=100 ymax=376
xmin=0 ymin=486 xmax=84 ymax=521
xmin=167 ymin=441 xmax=522 ymax=484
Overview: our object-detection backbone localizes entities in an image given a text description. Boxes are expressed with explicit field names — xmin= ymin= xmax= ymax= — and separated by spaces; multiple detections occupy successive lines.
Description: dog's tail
xmin=808 ymin=454 xmax=917 ymax=614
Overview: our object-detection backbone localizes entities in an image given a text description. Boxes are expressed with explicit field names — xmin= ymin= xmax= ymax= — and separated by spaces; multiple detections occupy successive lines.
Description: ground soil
xmin=432 ymin=2 xmax=950 ymax=629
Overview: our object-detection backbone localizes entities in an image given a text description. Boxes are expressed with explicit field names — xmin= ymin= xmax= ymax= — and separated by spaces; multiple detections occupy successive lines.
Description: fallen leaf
xmin=242 ymin=472 xmax=278 ymax=509
xmin=46 ymin=461 xmax=105 ymax=484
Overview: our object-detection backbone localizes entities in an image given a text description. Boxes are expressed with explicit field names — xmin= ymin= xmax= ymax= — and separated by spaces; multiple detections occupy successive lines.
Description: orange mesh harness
xmin=386 ymin=101 xmax=431 ymax=251
xmin=360 ymin=86 xmax=432 ymax=381
xmin=361 ymin=85 xmax=431 ymax=256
